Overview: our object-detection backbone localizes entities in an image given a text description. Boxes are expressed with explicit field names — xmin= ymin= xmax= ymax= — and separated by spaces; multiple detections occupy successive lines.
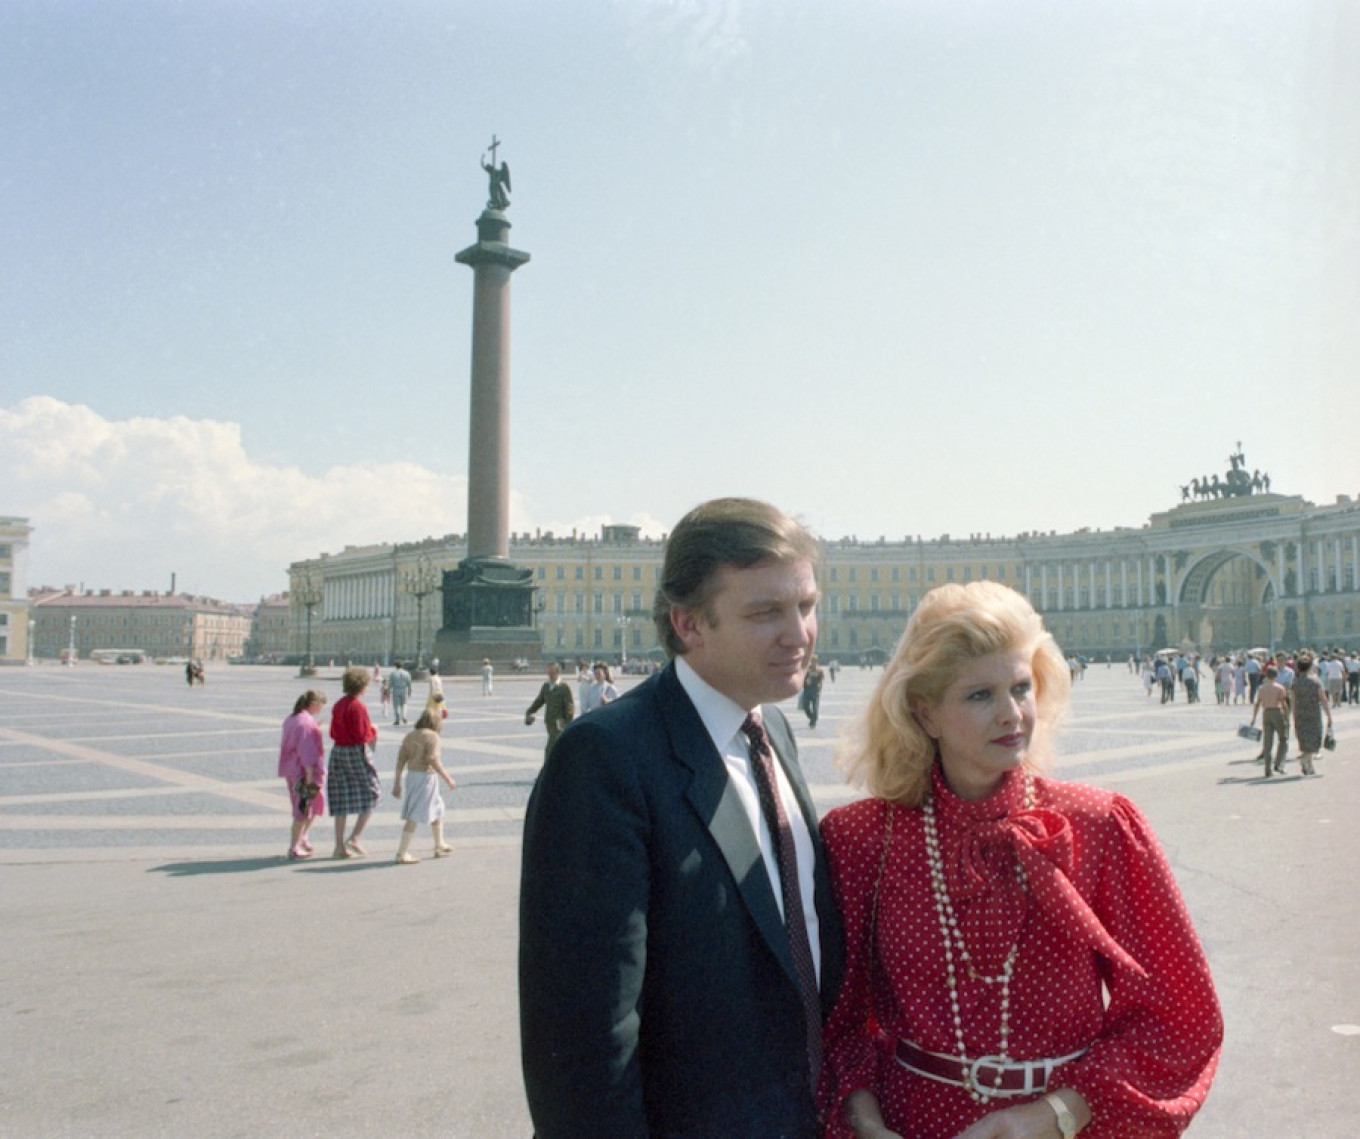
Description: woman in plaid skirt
xmin=329 ymin=665 xmax=381 ymax=858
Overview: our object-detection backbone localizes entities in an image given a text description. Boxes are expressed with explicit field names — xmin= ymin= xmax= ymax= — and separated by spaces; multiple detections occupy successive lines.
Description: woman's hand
xmin=952 ymin=1090 xmax=1088 ymax=1139
xmin=844 ymin=1090 xmax=904 ymax=1139
xmin=952 ymin=1100 xmax=1053 ymax=1138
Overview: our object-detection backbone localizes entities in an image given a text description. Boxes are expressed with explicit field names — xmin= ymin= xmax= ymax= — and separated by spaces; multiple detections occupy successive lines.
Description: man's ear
xmin=670 ymin=605 xmax=706 ymax=653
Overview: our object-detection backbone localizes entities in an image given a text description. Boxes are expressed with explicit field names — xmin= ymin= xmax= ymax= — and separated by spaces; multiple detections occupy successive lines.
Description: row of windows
xmin=822 ymin=589 xmax=1129 ymax=614
xmin=827 ymin=564 xmax=1013 ymax=584
xmin=528 ymin=559 xmax=1345 ymax=590
xmin=536 ymin=564 xmax=658 ymax=582
xmin=545 ymin=591 xmax=648 ymax=615
xmin=549 ymin=626 xmax=649 ymax=650
xmin=35 ymin=614 xmax=243 ymax=629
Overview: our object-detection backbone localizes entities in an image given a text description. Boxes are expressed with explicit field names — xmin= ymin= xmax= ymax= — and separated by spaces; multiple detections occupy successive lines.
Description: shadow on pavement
xmin=150 ymin=856 xmax=289 ymax=877
xmin=151 ymin=855 xmax=402 ymax=876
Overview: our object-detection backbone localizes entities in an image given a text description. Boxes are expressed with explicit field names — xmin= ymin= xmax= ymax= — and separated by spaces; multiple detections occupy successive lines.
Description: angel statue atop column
xmin=481 ymin=134 xmax=512 ymax=210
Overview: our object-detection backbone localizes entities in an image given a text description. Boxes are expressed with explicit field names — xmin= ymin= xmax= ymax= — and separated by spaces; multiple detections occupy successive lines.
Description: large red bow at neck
xmin=952 ymin=807 xmax=1147 ymax=978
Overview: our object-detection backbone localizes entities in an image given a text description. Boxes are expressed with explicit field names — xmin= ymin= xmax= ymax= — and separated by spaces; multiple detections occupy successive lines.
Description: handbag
xmin=1237 ymin=724 xmax=1263 ymax=742
xmin=1323 ymin=728 xmax=1336 ymax=751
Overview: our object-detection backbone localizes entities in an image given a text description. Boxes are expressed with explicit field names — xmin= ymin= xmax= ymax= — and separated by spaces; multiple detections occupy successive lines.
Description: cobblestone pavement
xmin=1 ymin=662 xmax=1356 ymax=1136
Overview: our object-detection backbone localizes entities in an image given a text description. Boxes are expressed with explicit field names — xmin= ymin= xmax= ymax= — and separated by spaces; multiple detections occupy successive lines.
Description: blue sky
xmin=3 ymin=0 xmax=1358 ymax=600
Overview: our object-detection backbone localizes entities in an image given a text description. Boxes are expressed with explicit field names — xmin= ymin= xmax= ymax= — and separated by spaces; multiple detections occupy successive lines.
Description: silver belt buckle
xmin=966 ymin=1053 xmax=1006 ymax=1092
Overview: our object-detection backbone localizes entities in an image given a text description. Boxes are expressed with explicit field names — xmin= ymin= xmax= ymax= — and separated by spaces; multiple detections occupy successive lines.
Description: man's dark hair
xmin=652 ymin=497 xmax=819 ymax=658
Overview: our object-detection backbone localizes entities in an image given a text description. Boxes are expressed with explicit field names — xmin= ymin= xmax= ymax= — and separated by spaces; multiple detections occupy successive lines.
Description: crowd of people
xmin=1126 ymin=646 xmax=1347 ymax=780
xmin=1133 ymin=647 xmax=1358 ymax=709
xmin=276 ymin=663 xmax=459 ymax=864
xmin=275 ymin=652 xmax=665 ymax=863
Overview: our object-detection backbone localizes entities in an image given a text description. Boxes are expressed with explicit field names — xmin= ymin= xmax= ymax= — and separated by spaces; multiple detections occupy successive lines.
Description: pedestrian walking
xmin=392 ymin=710 xmax=457 ymax=863
xmin=801 ymin=654 xmax=824 ymax=728
xmin=425 ymin=666 xmax=447 ymax=720
xmin=388 ymin=662 xmax=412 ymax=726
xmin=1248 ymin=665 xmax=1291 ymax=777
xmin=1291 ymin=654 xmax=1332 ymax=777
xmin=524 ymin=662 xmax=575 ymax=759
xmin=328 ymin=666 xmax=381 ymax=857
xmin=277 ymin=689 xmax=328 ymax=860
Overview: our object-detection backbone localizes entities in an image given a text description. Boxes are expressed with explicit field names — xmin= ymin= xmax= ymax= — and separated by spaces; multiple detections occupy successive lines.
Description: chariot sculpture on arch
xmin=1181 ymin=442 xmax=1271 ymax=502
xmin=481 ymin=134 xmax=512 ymax=211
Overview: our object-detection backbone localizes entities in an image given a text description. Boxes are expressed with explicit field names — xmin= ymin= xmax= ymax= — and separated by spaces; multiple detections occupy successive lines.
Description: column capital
xmin=456 ymin=210 xmax=531 ymax=271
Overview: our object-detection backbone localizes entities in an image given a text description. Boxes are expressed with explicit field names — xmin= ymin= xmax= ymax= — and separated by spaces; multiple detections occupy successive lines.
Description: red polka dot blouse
xmin=818 ymin=765 xmax=1222 ymax=1138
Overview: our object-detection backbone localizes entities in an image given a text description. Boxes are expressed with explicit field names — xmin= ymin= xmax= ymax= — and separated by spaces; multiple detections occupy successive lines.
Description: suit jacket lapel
xmin=657 ymin=667 xmax=797 ymax=983
xmin=763 ymin=710 xmax=818 ymax=835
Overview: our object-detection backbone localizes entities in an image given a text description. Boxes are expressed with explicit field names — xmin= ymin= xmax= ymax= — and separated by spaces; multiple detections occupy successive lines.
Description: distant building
xmin=286 ymin=486 xmax=1360 ymax=669
xmin=0 ymin=517 xmax=33 ymax=664
xmin=29 ymin=588 xmax=253 ymax=662
xmin=248 ymin=593 xmax=291 ymax=660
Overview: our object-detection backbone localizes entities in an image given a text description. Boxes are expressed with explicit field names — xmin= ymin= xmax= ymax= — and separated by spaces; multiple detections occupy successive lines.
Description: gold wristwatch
xmin=1044 ymin=1092 xmax=1078 ymax=1138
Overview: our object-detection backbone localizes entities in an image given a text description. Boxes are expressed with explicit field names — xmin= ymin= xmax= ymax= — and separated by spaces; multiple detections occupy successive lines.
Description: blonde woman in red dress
xmin=819 ymin=582 xmax=1221 ymax=1139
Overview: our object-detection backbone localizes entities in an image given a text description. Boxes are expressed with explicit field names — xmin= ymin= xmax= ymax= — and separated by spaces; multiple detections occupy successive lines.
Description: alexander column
xmin=433 ymin=137 xmax=541 ymax=673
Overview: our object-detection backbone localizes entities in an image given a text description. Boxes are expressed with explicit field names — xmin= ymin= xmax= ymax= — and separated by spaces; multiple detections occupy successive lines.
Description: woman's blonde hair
xmin=837 ymin=581 xmax=1071 ymax=806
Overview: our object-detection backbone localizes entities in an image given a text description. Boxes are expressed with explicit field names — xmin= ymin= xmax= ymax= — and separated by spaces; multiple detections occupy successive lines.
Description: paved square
xmin=1 ymin=662 xmax=1356 ymax=1135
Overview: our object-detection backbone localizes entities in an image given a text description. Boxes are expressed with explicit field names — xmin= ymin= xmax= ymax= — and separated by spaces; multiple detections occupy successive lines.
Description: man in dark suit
xmin=519 ymin=498 xmax=844 ymax=1138
xmin=524 ymin=661 xmax=575 ymax=759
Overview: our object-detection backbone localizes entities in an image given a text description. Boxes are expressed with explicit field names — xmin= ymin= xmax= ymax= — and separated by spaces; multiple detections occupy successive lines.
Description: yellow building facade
xmin=287 ymin=492 xmax=1360 ymax=671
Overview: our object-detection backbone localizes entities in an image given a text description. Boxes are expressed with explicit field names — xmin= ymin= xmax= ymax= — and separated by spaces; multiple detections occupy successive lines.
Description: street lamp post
xmin=616 ymin=616 xmax=629 ymax=665
xmin=295 ymin=574 xmax=324 ymax=677
xmin=27 ymin=618 xmax=35 ymax=666
xmin=398 ymin=555 xmax=441 ymax=673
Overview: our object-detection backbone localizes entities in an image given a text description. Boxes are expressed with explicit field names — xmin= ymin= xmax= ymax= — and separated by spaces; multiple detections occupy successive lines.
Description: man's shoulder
xmin=567 ymin=668 xmax=687 ymax=731
xmin=550 ymin=672 xmax=674 ymax=767
xmin=596 ymin=667 xmax=669 ymax=717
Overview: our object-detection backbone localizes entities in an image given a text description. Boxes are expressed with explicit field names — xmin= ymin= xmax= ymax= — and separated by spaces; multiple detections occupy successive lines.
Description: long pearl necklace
xmin=921 ymin=775 xmax=1034 ymax=1104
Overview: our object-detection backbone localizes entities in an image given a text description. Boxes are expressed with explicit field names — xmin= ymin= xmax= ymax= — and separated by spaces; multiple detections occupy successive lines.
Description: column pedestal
xmin=431 ymin=557 xmax=543 ymax=674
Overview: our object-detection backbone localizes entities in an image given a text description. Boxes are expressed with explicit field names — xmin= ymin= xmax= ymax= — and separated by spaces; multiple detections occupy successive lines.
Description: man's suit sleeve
xmin=525 ymin=684 xmax=547 ymax=717
xmin=519 ymin=719 xmax=650 ymax=1136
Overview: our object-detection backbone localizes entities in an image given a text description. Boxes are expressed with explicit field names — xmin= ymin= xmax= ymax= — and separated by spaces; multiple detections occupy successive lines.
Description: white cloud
xmin=1 ymin=397 xmax=659 ymax=601
xmin=2 ymin=397 xmax=470 ymax=600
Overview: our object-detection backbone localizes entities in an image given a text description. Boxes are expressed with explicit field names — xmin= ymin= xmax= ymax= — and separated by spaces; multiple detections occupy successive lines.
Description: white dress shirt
xmin=675 ymin=656 xmax=821 ymax=979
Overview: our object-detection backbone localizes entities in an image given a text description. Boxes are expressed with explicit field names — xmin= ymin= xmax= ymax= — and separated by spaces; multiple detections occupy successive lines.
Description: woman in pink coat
xmin=278 ymin=689 xmax=328 ymax=860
